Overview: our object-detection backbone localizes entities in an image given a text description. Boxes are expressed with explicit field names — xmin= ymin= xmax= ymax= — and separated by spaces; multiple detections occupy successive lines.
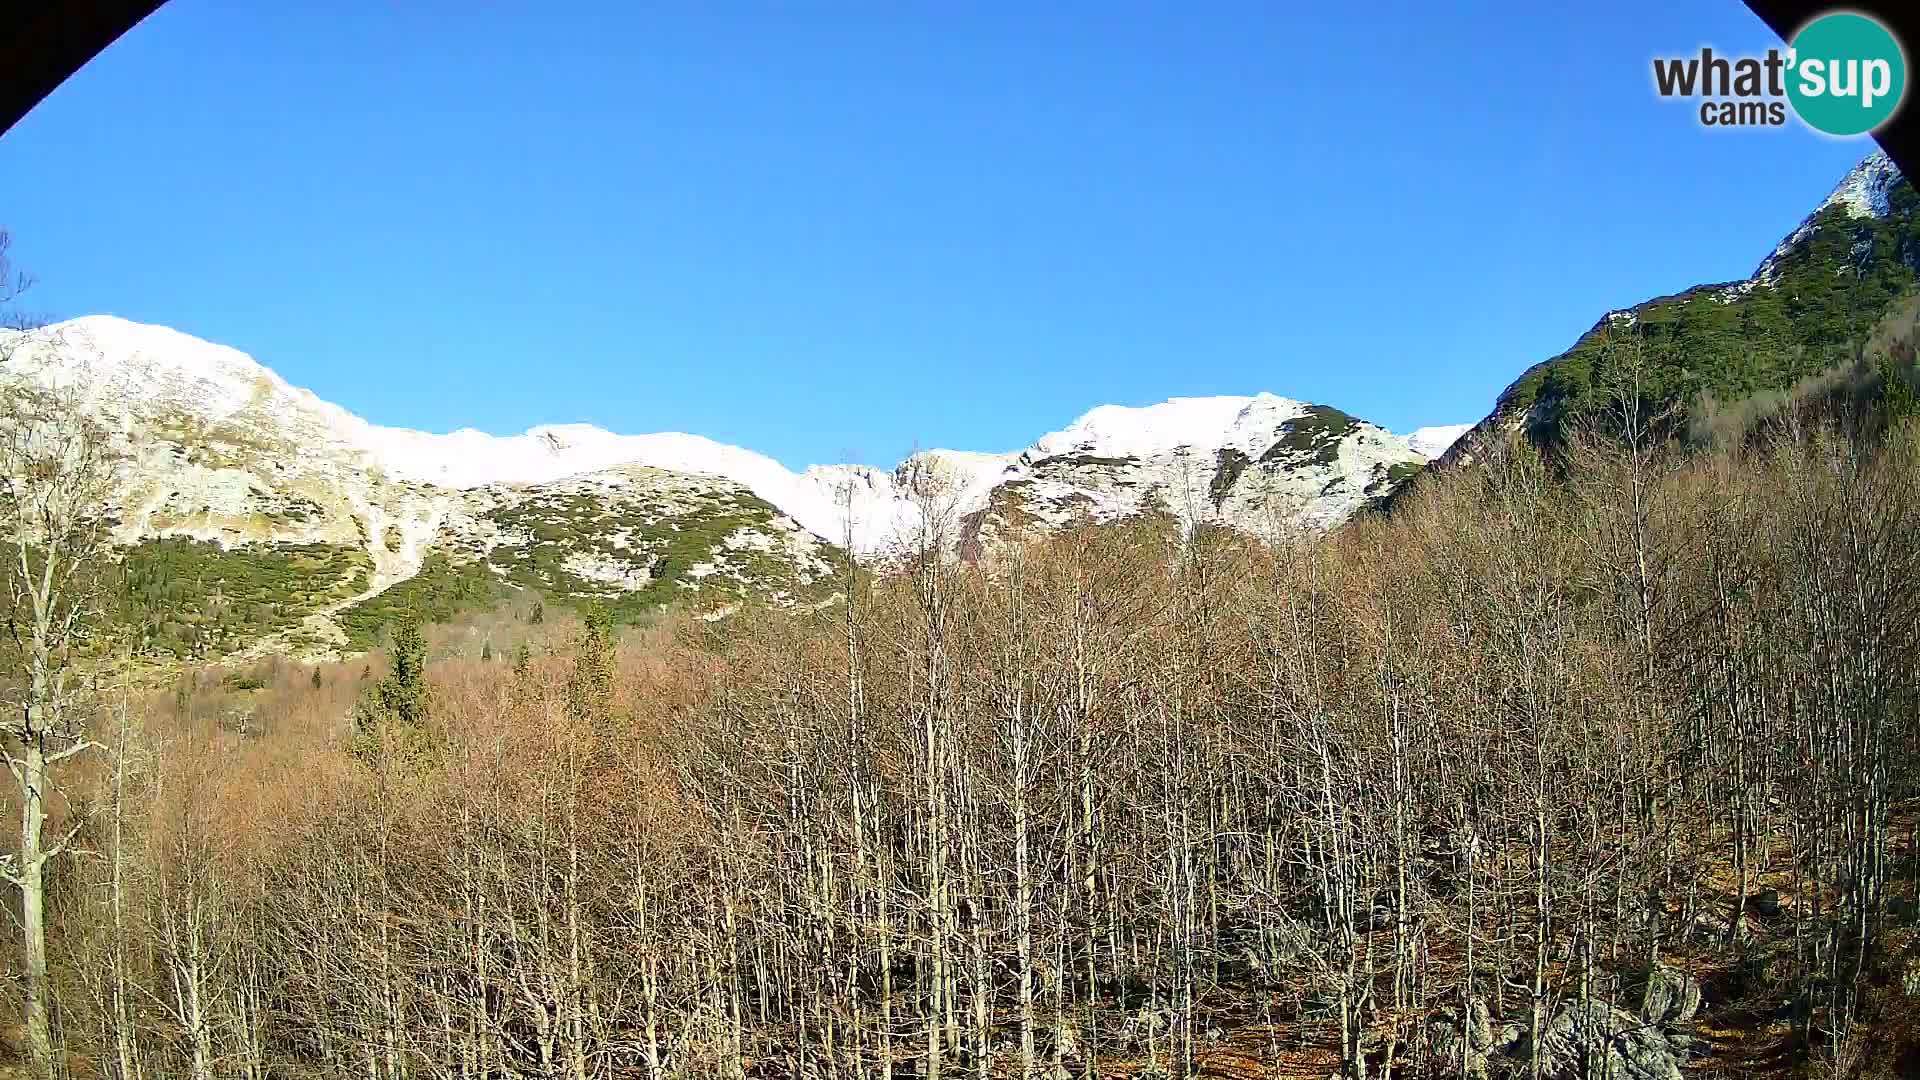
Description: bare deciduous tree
xmin=0 ymin=378 xmax=119 ymax=1079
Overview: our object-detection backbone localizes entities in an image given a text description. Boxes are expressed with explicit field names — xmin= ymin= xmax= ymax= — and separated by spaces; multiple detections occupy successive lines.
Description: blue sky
xmin=0 ymin=0 xmax=1876 ymax=469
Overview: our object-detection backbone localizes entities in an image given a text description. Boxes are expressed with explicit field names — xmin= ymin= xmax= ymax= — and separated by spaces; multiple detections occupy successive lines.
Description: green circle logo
xmin=1787 ymin=12 xmax=1906 ymax=136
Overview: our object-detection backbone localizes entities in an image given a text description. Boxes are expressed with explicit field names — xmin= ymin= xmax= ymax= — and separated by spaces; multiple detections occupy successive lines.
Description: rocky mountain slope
xmin=1443 ymin=150 xmax=1918 ymax=465
xmin=956 ymin=395 xmax=1434 ymax=555
xmin=1 ymin=316 xmax=1461 ymax=654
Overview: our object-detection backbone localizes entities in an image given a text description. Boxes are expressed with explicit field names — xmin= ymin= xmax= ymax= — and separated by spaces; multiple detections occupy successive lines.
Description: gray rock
xmin=1639 ymin=965 xmax=1703 ymax=1025
xmin=1465 ymin=997 xmax=1494 ymax=1051
xmin=1529 ymin=1002 xmax=1681 ymax=1080
xmin=1666 ymin=1033 xmax=1705 ymax=1061
xmin=1425 ymin=1022 xmax=1483 ymax=1080
xmin=1687 ymin=909 xmax=1731 ymax=941
xmin=1115 ymin=1007 xmax=1167 ymax=1053
xmin=1427 ymin=1001 xmax=1511 ymax=1079
xmin=1365 ymin=902 xmax=1397 ymax=931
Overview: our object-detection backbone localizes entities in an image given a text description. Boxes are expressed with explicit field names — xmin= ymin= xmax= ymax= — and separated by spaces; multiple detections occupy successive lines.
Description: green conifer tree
xmin=350 ymin=616 xmax=433 ymax=767
xmin=567 ymin=602 xmax=617 ymax=729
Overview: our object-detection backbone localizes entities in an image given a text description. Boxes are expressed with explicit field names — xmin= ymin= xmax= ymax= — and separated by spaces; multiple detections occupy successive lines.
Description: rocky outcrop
xmin=1428 ymin=992 xmax=1695 ymax=1080
xmin=1528 ymin=1001 xmax=1683 ymax=1080
xmin=1425 ymin=998 xmax=1520 ymax=1079
xmin=1638 ymin=965 xmax=1703 ymax=1026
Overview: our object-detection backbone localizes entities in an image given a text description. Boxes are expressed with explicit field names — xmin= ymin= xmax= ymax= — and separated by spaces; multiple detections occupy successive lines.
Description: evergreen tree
xmin=350 ymin=616 xmax=433 ymax=767
xmin=567 ymin=602 xmax=617 ymax=729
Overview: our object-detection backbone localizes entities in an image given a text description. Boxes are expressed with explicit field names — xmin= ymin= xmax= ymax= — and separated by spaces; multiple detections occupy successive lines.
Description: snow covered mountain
xmin=0 ymin=315 xmax=1460 ymax=651
xmin=955 ymin=395 xmax=1434 ymax=555
xmin=1405 ymin=424 xmax=1471 ymax=459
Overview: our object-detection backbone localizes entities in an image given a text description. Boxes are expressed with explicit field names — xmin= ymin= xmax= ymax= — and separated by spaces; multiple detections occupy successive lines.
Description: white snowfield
xmin=1405 ymin=424 xmax=1471 ymax=459
xmin=1 ymin=315 xmax=1462 ymax=556
xmin=1033 ymin=395 xmax=1287 ymax=459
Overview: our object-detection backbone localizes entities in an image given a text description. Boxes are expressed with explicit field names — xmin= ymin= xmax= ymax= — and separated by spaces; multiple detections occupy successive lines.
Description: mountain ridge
xmin=8 ymin=314 xmax=1465 ymax=553
xmin=0 ymin=315 xmax=1460 ymax=655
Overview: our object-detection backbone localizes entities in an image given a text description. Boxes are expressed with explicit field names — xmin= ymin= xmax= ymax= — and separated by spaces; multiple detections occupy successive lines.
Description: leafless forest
xmin=8 ymin=396 xmax=1920 ymax=1080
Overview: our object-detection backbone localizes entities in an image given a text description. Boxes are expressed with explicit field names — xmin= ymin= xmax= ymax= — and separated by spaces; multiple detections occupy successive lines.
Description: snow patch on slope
xmin=962 ymin=393 xmax=1433 ymax=547
xmin=1405 ymin=424 xmax=1471 ymax=459
xmin=366 ymin=422 xmax=884 ymax=547
xmin=1032 ymin=395 xmax=1301 ymax=459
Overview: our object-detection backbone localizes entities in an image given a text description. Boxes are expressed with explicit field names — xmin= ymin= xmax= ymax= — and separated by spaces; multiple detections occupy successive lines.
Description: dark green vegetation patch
xmin=339 ymin=551 xmax=505 ymax=649
xmin=120 ymin=538 xmax=371 ymax=658
xmin=1030 ymin=452 xmax=1141 ymax=469
xmin=1378 ymin=460 xmax=1425 ymax=490
xmin=1211 ymin=447 xmax=1250 ymax=504
xmin=1262 ymin=405 xmax=1361 ymax=466
xmin=477 ymin=486 xmax=839 ymax=623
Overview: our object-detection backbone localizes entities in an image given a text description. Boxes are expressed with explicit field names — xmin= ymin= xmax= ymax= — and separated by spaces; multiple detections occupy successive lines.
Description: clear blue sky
xmin=0 ymin=0 xmax=1876 ymax=469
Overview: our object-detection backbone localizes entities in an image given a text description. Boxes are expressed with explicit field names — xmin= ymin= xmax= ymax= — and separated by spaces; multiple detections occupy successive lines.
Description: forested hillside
xmin=20 ymin=406 xmax=1920 ymax=1080
xmin=1447 ymin=152 xmax=1917 ymax=461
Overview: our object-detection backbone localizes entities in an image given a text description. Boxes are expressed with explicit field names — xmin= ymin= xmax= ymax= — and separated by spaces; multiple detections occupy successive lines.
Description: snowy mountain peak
xmin=1755 ymin=150 xmax=1904 ymax=282
xmin=12 ymin=315 xmax=270 ymax=406
xmin=1032 ymin=393 xmax=1315 ymax=460
xmin=1818 ymin=149 xmax=1901 ymax=220
xmin=527 ymin=424 xmax=609 ymax=452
